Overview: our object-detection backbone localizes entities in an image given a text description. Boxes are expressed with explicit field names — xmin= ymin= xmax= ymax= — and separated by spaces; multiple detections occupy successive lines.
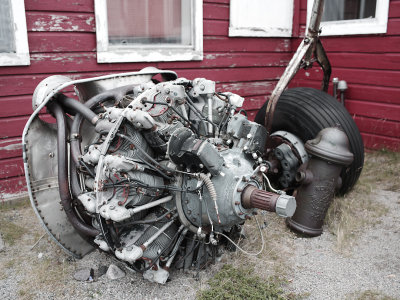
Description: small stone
xmin=0 ymin=234 xmax=4 ymax=252
xmin=74 ymin=268 xmax=92 ymax=281
xmin=106 ymin=264 xmax=125 ymax=280
xmin=37 ymin=252 xmax=43 ymax=259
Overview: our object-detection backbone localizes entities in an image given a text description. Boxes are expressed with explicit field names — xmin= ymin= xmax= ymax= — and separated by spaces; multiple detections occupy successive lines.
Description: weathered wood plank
xmin=347 ymin=100 xmax=400 ymax=122
xmin=0 ymin=138 xmax=22 ymax=160
xmin=354 ymin=116 xmax=400 ymax=138
xmin=203 ymin=2 xmax=229 ymax=20
xmin=296 ymin=67 xmax=400 ymax=88
xmin=0 ymin=176 xmax=27 ymax=198
xmin=26 ymin=11 xmax=95 ymax=32
xmin=0 ymin=157 xmax=24 ymax=180
xmin=387 ymin=18 xmax=400 ymax=35
xmin=218 ymin=81 xmax=276 ymax=97
xmin=362 ymin=133 xmax=400 ymax=151
xmin=389 ymin=1 xmax=400 ymax=18
xmin=204 ymin=37 xmax=291 ymax=52
xmin=28 ymin=32 xmax=96 ymax=53
xmin=327 ymin=53 xmax=400 ymax=71
xmin=0 ymin=52 xmax=291 ymax=76
xmin=25 ymin=0 xmax=94 ymax=13
xmin=293 ymin=36 xmax=400 ymax=53
xmin=204 ymin=20 xmax=229 ymax=36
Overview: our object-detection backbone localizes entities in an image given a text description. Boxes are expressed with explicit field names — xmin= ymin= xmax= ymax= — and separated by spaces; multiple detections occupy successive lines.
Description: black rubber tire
xmin=255 ymin=87 xmax=364 ymax=195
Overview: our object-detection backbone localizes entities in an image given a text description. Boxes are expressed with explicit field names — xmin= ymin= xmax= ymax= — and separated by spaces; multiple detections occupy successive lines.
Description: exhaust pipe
xmin=287 ymin=127 xmax=354 ymax=236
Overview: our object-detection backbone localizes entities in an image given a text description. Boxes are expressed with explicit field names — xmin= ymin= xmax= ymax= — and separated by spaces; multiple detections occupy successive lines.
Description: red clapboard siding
xmin=204 ymin=0 xmax=230 ymax=4
xmin=0 ymin=52 xmax=291 ymax=76
xmin=0 ymin=176 xmax=27 ymax=198
xmin=297 ymin=67 xmax=400 ymax=88
xmin=0 ymin=157 xmax=24 ymax=179
xmin=24 ymin=0 xmax=94 ymax=13
xmin=362 ymin=133 xmax=400 ymax=151
xmin=289 ymin=79 xmax=400 ymax=105
xmin=218 ymin=81 xmax=276 ymax=96
xmin=26 ymin=12 xmax=95 ymax=32
xmin=204 ymin=20 xmax=229 ymax=36
xmin=312 ymin=36 xmax=400 ymax=53
xmin=327 ymin=53 xmax=400 ymax=71
xmin=28 ymin=32 xmax=96 ymax=53
xmin=347 ymin=100 xmax=400 ymax=122
xmin=389 ymin=1 xmax=400 ymax=18
xmin=0 ymin=138 xmax=22 ymax=160
xmin=203 ymin=37 xmax=291 ymax=52
xmin=203 ymin=3 xmax=229 ymax=20
xmin=0 ymin=95 xmax=33 ymax=117
xmin=354 ymin=116 xmax=400 ymax=138
xmin=1 ymin=116 xmax=31 ymax=138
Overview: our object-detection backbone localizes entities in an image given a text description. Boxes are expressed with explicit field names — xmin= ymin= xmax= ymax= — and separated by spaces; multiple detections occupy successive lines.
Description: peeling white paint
xmin=86 ymin=16 xmax=94 ymax=25
xmin=0 ymin=142 xmax=22 ymax=152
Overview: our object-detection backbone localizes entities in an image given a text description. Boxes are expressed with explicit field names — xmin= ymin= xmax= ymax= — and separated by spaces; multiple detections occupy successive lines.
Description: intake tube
xmin=69 ymin=85 xmax=133 ymax=166
xmin=47 ymin=101 xmax=99 ymax=237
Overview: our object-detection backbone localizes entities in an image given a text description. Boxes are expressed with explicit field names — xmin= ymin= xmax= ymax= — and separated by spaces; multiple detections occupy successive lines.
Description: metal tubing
xmin=58 ymin=94 xmax=99 ymax=125
xmin=128 ymin=196 xmax=173 ymax=215
xmin=48 ymin=102 xmax=99 ymax=237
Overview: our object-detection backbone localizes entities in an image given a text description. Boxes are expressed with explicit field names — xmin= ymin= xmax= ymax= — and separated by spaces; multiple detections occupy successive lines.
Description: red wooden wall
xmin=290 ymin=0 xmax=400 ymax=151
xmin=0 ymin=0 xmax=399 ymax=200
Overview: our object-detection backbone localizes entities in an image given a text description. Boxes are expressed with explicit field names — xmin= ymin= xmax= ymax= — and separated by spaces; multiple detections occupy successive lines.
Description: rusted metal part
xmin=241 ymin=185 xmax=279 ymax=212
xmin=265 ymin=0 xmax=331 ymax=132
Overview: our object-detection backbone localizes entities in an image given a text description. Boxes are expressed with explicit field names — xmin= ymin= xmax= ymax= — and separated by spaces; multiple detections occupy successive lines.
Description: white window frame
xmin=229 ymin=0 xmax=294 ymax=37
xmin=0 ymin=0 xmax=30 ymax=66
xmin=306 ymin=0 xmax=390 ymax=36
xmin=94 ymin=0 xmax=203 ymax=63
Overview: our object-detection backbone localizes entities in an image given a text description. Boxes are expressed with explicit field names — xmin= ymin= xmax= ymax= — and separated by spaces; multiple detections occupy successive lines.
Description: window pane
xmin=0 ymin=0 xmax=16 ymax=53
xmin=107 ymin=0 xmax=192 ymax=46
xmin=322 ymin=0 xmax=377 ymax=22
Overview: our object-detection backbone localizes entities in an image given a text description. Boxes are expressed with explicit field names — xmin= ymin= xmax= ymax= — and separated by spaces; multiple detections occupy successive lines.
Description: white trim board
xmin=0 ymin=0 xmax=30 ymax=66
xmin=306 ymin=0 xmax=389 ymax=36
xmin=94 ymin=0 xmax=203 ymax=63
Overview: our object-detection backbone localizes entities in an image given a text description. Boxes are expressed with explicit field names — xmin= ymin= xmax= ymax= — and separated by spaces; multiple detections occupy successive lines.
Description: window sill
xmin=0 ymin=53 xmax=30 ymax=66
xmin=318 ymin=18 xmax=388 ymax=36
xmin=97 ymin=49 xmax=203 ymax=63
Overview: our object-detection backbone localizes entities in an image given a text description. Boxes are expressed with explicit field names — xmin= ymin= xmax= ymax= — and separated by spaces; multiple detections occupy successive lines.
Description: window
xmin=0 ymin=0 xmax=30 ymax=66
xmin=95 ymin=0 xmax=203 ymax=63
xmin=229 ymin=0 xmax=294 ymax=37
xmin=307 ymin=0 xmax=390 ymax=36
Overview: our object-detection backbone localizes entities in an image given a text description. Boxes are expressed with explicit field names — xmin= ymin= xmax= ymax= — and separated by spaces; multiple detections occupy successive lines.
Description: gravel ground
xmin=0 ymin=189 xmax=399 ymax=300
xmin=288 ymin=189 xmax=400 ymax=299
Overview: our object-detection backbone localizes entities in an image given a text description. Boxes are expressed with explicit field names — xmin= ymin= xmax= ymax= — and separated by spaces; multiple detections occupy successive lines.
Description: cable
xmin=262 ymin=173 xmax=281 ymax=194
xmin=216 ymin=215 xmax=265 ymax=256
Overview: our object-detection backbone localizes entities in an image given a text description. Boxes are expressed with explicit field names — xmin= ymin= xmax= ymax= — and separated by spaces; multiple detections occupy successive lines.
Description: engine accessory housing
xmin=286 ymin=127 xmax=354 ymax=236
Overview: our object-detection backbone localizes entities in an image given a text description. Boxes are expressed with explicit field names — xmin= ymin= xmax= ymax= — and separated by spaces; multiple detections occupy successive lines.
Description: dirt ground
xmin=0 ymin=151 xmax=399 ymax=300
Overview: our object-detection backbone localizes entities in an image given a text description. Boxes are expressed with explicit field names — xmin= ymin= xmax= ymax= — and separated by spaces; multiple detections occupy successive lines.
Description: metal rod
xmin=128 ymin=195 xmax=173 ymax=215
